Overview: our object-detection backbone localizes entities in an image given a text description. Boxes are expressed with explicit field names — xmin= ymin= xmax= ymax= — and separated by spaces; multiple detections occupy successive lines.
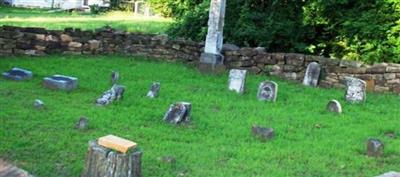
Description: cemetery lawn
xmin=1 ymin=55 xmax=400 ymax=177
xmin=0 ymin=6 xmax=172 ymax=33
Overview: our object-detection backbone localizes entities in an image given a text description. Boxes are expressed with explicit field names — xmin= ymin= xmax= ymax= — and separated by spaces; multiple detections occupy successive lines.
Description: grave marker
xmin=43 ymin=75 xmax=78 ymax=91
xmin=2 ymin=67 xmax=33 ymax=81
xmin=326 ymin=100 xmax=342 ymax=114
xmin=345 ymin=77 xmax=366 ymax=103
xmin=257 ymin=81 xmax=278 ymax=102
xmin=228 ymin=69 xmax=247 ymax=94
xmin=366 ymin=138 xmax=384 ymax=157
xmin=96 ymin=85 xmax=125 ymax=106
xmin=303 ymin=62 xmax=321 ymax=87
xmin=146 ymin=82 xmax=160 ymax=98
xmin=163 ymin=102 xmax=191 ymax=124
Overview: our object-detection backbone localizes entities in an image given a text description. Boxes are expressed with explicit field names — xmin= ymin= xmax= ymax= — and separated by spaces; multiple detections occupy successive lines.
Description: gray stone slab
xmin=228 ymin=69 xmax=247 ymax=94
xmin=146 ymin=82 xmax=160 ymax=98
xmin=303 ymin=62 xmax=321 ymax=87
xmin=257 ymin=81 xmax=278 ymax=102
xmin=2 ymin=67 xmax=33 ymax=81
xmin=163 ymin=102 xmax=191 ymax=124
xmin=345 ymin=77 xmax=366 ymax=103
xmin=43 ymin=74 xmax=78 ymax=91
xmin=96 ymin=85 xmax=125 ymax=106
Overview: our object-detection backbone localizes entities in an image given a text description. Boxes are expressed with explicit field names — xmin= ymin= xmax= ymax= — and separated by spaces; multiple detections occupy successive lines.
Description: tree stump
xmin=81 ymin=140 xmax=142 ymax=177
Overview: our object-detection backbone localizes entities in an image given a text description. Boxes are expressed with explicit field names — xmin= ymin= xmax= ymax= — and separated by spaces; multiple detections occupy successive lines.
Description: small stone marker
xmin=326 ymin=100 xmax=342 ymax=114
xmin=345 ymin=77 xmax=366 ymax=103
xmin=33 ymin=99 xmax=44 ymax=109
xmin=111 ymin=71 xmax=119 ymax=85
xmin=2 ymin=67 xmax=33 ymax=81
xmin=75 ymin=117 xmax=89 ymax=130
xmin=228 ymin=69 xmax=247 ymax=94
xmin=303 ymin=62 xmax=321 ymax=87
xmin=98 ymin=135 xmax=137 ymax=153
xmin=366 ymin=138 xmax=384 ymax=157
xmin=252 ymin=125 xmax=274 ymax=142
xmin=157 ymin=156 xmax=176 ymax=164
xmin=257 ymin=81 xmax=278 ymax=102
xmin=375 ymin=171 xmax=400 ymax=177
xmin=163 ymin=102 xmax=191 ymax=124
xmin=82 ymin=138 xmax=142 ymax=177
xmin=43 ymin=75 xmax=78 ymax=91
xmin=96 ymin=85 xmax=125 ymax=106
xmin=146 ymin=82 xmax=161 ymax=98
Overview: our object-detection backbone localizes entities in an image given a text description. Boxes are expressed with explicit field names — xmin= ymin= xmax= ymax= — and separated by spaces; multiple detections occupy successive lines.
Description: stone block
xmin=2 ymin=67 xmax=33 ymax=81
xmin=43 ymin=75 xmax=78 ymax=91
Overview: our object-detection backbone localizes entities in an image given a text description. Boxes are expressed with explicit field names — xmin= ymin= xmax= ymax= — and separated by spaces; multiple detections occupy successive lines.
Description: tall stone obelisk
xmin=198 ymin=0 xmax=227 ymax=73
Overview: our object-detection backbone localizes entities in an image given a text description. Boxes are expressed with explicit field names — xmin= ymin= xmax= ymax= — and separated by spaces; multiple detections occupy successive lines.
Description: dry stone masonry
xmin=2 ymin=26 xmax=400 ymax=94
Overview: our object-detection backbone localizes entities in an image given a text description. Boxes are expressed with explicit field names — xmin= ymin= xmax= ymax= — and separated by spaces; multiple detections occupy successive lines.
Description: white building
xmin=5 ymin=0 xmax=109 ymax=10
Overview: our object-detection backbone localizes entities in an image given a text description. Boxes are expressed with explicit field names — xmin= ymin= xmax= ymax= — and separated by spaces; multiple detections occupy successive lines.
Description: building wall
xmin=1 ymin=26 xmax=400 ymax=94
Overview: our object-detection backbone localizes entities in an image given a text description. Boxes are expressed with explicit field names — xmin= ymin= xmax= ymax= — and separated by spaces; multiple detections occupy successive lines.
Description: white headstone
xmin=345 ymin=77 xmax=366 ymax=103
xmin=257 ymin=81 xmax=278 ymax=102
xmin=228 ymin=69 xmax=247 ymax=94
xmin=303 ymin=62 xmax=321 ymax=87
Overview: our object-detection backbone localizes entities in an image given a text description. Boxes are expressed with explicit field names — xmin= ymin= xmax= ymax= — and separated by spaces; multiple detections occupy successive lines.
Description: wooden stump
xmin=81 ymin=140 xmax=142 ymax=177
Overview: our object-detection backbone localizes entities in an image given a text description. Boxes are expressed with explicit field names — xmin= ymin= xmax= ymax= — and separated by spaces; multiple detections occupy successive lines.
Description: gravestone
xmin=345 ymin=77 xmax=366 ymax=103
xmin=33 ymin=99 xmax=44 ymax=109
xmin=146 ymin=82 xmax=160 ymax=98
xmin=228 ymin=69 xmax=247 ymax=94
xmin=198 ymin=0 xmax=227 ymax=73
xmin=326 ymin=100 xmax=342 ymax=114
xmin=163 ymin=102 xmax=191 ymax=124
xmin=43 ymin=75 xmax=78 ymax=91
xmin=111 ymin=71 xmax=119 ymax=85
xmin=96 ymin=85 xmax=125 ymax=106
xmin=303 ymin=62 xmax=321 ymax=86
xmin=257 ymin=81 xmax=278 ymax=102
xmin=2 ymin=67 xmax=33 ymax=81
xmin=252 ymin=125 xmax=274 ymax=142
xmin=75 ymin=117 xmax=89 ymax=130
xmin=366 ymin=138 xmax=384 ymax=157
xmin=81 ymin=136 xmax=142 ymax=177
xmin=375 ymin=171 xmax=400 ymax=177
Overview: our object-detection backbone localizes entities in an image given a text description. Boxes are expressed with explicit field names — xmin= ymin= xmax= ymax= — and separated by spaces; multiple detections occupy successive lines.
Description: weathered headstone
xmin=257 ymin=81 xmax=278 ymax=102
xmin=75 ymin=117 xmax=89 ymax=130
xmin=345 ymin=77 xmax=366 ymax=103
xmin=96 ymin=85 xmax=125 ymax=106
xmin=81 ymin=136 xmax=142 ymax=177
xmin=111 ymin=71 xmax=119 ymax=85
xmin=2 ymin=67 xmax=33 ymax=81
xmin=198 ymin=0 xmax=227 ymax=73
xmin=375 ymin=171 xmax=400 ymax=177
xmin=303 ymin=62 xmax=321 ymax=87
xmin=146 ymin=82 xmax=160 ymax=98
xmin=366 ymin=138 xmax=384 ymax=157
xmin=252 ymin=125 xmax=274 ymax=142
xmin=228 ymin=69 xmax=247 ymax=94
xmin=163 ymin=102 xmax=191 ymax=124
xmin=43 ymin=75 xmax=78 ymax=91
xmin=326 ymin=100 xmax=342 ymax=114
xmin=33 ymin=99 xmax=44 ymax=109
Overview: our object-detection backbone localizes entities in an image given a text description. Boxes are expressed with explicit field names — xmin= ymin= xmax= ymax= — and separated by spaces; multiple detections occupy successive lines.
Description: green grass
xmin=0 ymin=6 xmax=173 ymax=33
xmin=0 ymin=55 xmax=399 ymax=177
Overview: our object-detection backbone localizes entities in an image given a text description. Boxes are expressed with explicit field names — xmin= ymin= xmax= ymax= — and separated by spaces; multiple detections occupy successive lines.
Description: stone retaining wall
xmin=1 ymin=26 xmax=400 ymax=94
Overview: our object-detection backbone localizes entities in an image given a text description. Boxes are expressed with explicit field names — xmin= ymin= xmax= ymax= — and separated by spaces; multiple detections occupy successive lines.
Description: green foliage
xmin=158 ymin=0 xmax=400 ymax=63
xmin=148 ymin=0 xmax=203 ymax=18
xmin=1 ymin=55 xmax=400 ymax=177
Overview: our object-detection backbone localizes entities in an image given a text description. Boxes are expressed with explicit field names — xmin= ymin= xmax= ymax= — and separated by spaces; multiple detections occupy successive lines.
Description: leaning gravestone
xmin=43 ymin=75 xmax=78 ymax=91
xmin=198 ymin=0 xmax=227 ymax=73
xmin=163 ymin=102 xmax=191 ymax=124
xmin=345 ymin=77 xmax=366 ymax=103
xmin=2 ymin=67 xmax=33 ymax=81
xmin=326 ymin=100 xmax=342 ymax=114
xmin=146 ymin=82 xmax=161 ymax=98
xmin=303 ymin=62 xmax=321 ymax=87
xmin=82 ymin=135 xmax=142 ymax=177
xmin=257 ymin=81 xmax=278 ymax=102
xmin=111 ymin=71 xmax=119 ymax=85
xmin=96 ymin=85 xmax=125 ymax=106
xmin=366 ymin=138 xmax=384 ymax=157
xmin=228 ymin=69 xmax=247 ymax=94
